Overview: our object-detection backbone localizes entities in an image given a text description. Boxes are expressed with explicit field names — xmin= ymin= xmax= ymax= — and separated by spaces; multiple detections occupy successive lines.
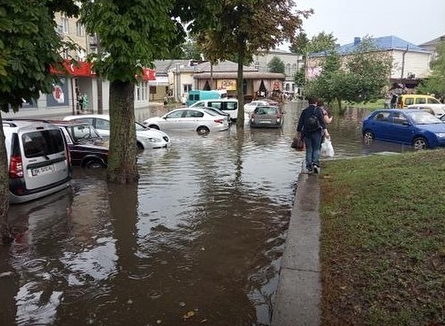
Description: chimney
xmin=354 ymin=37 xmax=361 ymax=45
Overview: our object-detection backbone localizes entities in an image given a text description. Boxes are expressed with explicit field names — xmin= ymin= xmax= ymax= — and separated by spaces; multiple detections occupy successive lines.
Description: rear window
xmin=22 ymin=130 xmax=65 ymax=158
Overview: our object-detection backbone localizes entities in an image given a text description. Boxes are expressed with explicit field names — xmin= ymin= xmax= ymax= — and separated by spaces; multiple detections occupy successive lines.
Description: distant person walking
xmin=296 ymin=96 xmax=328 ymax=174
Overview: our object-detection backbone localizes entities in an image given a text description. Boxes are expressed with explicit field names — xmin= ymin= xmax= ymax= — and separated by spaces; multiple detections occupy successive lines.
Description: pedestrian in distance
xmin=296 ymin=96 xmax=329 ymax=174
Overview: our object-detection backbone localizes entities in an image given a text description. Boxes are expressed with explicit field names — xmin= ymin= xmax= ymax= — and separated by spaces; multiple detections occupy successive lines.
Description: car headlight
xmin=144 ymin=137 xmax=162 ymax=143
xmin=435 ymin=133 xmax=445 ymax=138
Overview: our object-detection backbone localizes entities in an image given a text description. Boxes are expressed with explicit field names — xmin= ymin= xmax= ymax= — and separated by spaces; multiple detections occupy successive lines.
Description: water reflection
xmin=0 ymin=102 xmax=413 ymax=325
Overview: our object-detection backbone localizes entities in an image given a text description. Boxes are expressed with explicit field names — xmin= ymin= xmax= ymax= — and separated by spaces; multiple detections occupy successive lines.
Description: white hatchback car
xmin=63 ymin=114 xmax=171 ymax=150
xmin=142 ymin=108 xmax=229 ymax=135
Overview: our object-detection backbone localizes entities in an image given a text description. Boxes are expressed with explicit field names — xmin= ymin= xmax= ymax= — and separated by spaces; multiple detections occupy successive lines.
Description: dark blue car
xmin=362 ymin=109 xmax=445 ymax=150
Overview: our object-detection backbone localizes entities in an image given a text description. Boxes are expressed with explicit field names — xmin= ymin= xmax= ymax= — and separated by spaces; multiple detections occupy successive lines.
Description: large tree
xmin=306 ymin=37 xmax=392 ymax=110
xmin=268 ymin=56 xmax=285 ymax=74
xmin=417 ymin=41 xmax=445 ymax=97
xmin=0 ymin=0 xmax=79 ymax=244
xmin=79 ymin=0 xmax=186 ymax=183
xmin=193 ymin=0 xmax=312 ymax=127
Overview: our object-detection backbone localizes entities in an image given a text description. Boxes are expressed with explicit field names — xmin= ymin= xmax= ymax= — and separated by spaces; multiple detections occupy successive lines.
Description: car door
xmin=390 ymin=111 xmax=413 ymax=144
xmin=182 ymin=109 xmax=205 ymax=130
xmin=371 ymin=111 xmax=392 ymax=140
xmin=162 ymin=109 xmax=186 ymax=130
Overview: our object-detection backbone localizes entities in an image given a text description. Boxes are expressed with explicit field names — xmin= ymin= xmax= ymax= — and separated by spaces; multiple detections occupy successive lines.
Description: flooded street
xmin=0 ymin=102 xmax=413 ymax=325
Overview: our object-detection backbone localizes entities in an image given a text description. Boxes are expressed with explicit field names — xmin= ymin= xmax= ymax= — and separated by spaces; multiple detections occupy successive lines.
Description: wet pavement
xmin=0 ymin=102 xmax=414 ymax=325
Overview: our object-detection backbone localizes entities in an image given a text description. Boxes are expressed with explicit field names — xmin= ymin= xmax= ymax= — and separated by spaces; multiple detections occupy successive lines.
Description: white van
xmin=189 ymin=98 xmax=239 ymax=121
xmin=3 ymin=119 xmax=72 ymax=204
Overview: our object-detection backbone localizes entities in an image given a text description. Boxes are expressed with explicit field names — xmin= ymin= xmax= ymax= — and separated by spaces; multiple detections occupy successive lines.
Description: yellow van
xmin=399 ymin=94 xmax=441 ymax=108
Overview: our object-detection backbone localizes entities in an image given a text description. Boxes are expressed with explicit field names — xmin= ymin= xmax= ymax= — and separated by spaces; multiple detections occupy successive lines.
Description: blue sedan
xmin=362 ymin=109 xmax=445 ymax=150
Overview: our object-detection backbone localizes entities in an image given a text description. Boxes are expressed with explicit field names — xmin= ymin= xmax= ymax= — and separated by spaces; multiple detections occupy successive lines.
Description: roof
xmin=193 ymin=71 xmax=285 ymax=79
xmin=311 ymin=35 xmax=431 ymax=57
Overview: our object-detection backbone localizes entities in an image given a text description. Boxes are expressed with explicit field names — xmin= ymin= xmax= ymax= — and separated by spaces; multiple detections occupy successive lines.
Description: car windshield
xmin=68 ymin=124 xmax=102 ymax=142
xmin=407 ymin=111 xmax=443 ymax=124
xmin=136 ymin=122 xmax=149 ymax=130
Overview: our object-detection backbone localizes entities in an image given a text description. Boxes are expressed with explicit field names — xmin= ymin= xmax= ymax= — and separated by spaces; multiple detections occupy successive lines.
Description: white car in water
xmin=63 ymin=114 xmax=171 ymax=150
xmin=142 ymin=107 xmax=229 ymax=135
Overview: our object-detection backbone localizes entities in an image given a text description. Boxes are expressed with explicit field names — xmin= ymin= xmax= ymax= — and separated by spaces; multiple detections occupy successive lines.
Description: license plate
xmin=30 ymin=165 xmax=54 ymax=177
xmin=259 ymin=120 xmax=272 ymax=124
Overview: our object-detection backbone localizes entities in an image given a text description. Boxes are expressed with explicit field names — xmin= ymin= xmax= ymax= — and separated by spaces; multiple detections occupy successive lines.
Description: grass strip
xmin=320 ymin=150 xmax=445 ymax=326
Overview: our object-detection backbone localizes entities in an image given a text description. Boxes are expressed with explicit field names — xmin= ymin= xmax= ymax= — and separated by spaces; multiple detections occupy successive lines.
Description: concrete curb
xmin=271 ymin=173 xmax=321 ymax=326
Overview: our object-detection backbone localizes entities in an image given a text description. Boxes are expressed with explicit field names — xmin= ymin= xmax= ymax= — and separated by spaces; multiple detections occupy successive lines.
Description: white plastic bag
xmin=321 ymin=137 xmax=335 ymax=158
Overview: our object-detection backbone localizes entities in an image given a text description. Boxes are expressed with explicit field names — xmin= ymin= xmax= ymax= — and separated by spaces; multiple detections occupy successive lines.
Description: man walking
xmin=296 ymin=96 xmax=329 ymax=174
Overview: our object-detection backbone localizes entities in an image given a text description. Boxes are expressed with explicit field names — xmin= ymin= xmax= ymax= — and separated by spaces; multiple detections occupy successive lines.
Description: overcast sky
xmin=296 ymin=0 xmax=445 ymax=46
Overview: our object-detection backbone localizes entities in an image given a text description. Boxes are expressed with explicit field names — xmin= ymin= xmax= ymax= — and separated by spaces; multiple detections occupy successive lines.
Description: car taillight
xmin=9 ymin=155 xmax=23 ymax=178
xmin=214 ymin=119 xmax=224 ymax=124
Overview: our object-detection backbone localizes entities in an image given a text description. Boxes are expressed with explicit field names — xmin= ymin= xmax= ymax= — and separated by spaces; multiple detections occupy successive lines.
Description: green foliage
xmin=307 ymin=31 xmax=337 ymax=54
xmin=417 ymin=41 xmax=445 ymax=97
xmin=0 ymin=0 xmax=79 ymax=112
xmin=267 ymin=56 xmax=285 ymax=73
xmin=80 ymin=0 xmax=185 ymax=82
xmin=307 ymin=37 xmax=392 ymax=109
xmin=191 ymin=0 xmax=313 ymax=125
xmin=289 ymin=32 xmax=309 ymax=54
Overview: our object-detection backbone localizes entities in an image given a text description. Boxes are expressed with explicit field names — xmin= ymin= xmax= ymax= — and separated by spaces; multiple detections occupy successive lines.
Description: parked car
xmin=142 ymin=108 xmax=229 ymax=135
xmin=188 ymin=98 xmax=238 ymax=121
xmin=244 ymin=100 xmax=270 ymax=114
xmin=62 ymin=114 xmax=171 ymax=150
xmin=249 ymin=106 xmax=284 ymax=128
xmin=398 ymin=94 xmax=441 ymax=108
xmin=3 ymin=119 xmax=72 ymax=204
xmin=50 ymin=120 xmax=109 ymax=168
xmin=407 ymin=104 xmax=445 ymax=118
xmin=362 ymin=109 xmax=445 ymax=150
xmin=201 ymin=106 xmax=231 ymax=125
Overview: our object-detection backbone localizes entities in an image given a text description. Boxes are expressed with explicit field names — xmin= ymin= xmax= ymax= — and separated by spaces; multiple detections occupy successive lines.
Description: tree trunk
xmin=236 ymin=44 xmax=246 ymax=128
xmin=0 ymin=117 xmax=12 ymax=245
xmin=107 ymin=80 xmax=139 ymax=184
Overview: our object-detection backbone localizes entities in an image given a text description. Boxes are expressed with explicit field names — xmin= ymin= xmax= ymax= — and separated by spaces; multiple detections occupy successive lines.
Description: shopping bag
xmin=321 ymin=136 xmax=334 ymax=158
xmin=291 ymin=136 xmax=305 ymax=151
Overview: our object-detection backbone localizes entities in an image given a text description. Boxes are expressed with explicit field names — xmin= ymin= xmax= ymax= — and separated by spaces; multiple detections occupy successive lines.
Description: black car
xmin=50 ymin=120 xmax=109 ymax=168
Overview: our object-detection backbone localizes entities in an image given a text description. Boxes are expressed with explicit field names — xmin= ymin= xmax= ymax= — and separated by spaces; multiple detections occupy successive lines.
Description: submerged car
xmin=362 ymin=109 xmax=445 ymax=150
xmin=50 ymin=120 xmax=109 ymax=168
xmin=62 ymin=114 xmax=171 ymax=150
xmin=142 ymin=108 xmax=229 ymax=135
xmin=249 ymin=106 xmax=284 ymax=128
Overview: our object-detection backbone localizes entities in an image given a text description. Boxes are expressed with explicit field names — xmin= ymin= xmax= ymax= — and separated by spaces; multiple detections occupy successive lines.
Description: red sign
xmin=142 ymin=68 xmax=156 ymax=81
xmin=50 ymin=60 xmax=95 ymax=77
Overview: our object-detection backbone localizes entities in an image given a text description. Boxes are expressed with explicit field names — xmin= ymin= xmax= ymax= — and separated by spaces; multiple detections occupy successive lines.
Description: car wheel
xmin=363 ymin=130 xmax=374 ymax=144
xmin=149 ymin=124 xmax=160 ymax=130
xmin=412 ymin=137 xmax=428 ymax=150
xmin=196 ymin=126 xmax=210 ymax=135
xmin=137 ymin=142 xmax=144 ymax=150
xmin=85 ymin=160 xmax=105 ymax=169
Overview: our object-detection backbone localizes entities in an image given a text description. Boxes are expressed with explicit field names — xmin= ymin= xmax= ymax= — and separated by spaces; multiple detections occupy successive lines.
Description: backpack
xmin=304 ymin=107 xmax=321 ymax=133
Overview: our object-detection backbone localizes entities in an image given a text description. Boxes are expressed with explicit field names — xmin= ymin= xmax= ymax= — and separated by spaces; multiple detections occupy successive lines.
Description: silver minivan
xmin=3 ymin=119 xmax=72 ymax=204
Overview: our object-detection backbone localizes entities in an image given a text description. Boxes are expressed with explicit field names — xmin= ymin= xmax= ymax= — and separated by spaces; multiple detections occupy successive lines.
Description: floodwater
xmin=0 ymin=102 xmax=413 ymax=326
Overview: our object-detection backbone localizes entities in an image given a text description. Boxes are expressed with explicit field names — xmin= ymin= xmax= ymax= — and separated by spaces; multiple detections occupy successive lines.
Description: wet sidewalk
xmin=271 ymin=173 xmax=321 ymax=326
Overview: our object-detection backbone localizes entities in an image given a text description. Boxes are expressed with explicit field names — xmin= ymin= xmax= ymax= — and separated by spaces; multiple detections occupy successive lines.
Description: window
xmin=136 ymin=82 xmax=148 ymax=101
xmin=22 ymin=130 xmax=65 ymax=158
xmin=76 ymin=21 xmax=85 ymax=37
xmin=393 ymin=112 xmax=407 ymax=125
xmin=61 ymin=16 xmax=69 ymax=34
xmin=183 ymin=84 xmax=192 ymax=93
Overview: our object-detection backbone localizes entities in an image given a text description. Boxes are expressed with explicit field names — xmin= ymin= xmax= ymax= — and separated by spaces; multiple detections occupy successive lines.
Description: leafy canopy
xmin=0 ymin=0 xmax=79 ymax=112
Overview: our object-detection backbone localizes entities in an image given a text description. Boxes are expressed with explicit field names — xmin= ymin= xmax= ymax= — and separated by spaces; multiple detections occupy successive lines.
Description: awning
xmin=50 ymin=60 xmax=95 ymax=77
xmin=50 ymin=60 xmax=156 ymax=80
xmin=142 ymin=68 xmax=156 ymax=81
